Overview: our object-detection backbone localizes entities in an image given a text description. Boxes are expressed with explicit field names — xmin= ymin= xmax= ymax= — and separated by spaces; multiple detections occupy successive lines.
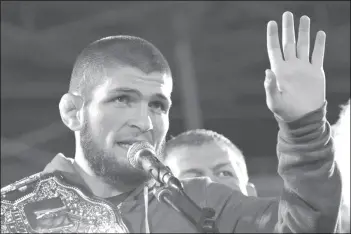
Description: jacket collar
xmin=44 ymin=153 xmax=157 ymax=212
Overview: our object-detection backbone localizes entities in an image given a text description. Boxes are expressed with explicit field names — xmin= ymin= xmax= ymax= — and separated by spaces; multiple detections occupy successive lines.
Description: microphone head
xmin=127 ymin=141 xmax=155 ymax=169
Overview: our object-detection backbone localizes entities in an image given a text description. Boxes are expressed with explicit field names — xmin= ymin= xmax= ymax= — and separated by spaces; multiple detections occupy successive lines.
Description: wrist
xmin=276 ymin=101 xmax=327 ymax=140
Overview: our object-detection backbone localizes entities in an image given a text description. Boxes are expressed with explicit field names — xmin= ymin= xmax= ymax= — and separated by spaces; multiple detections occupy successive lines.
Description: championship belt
xmin=1 ymin=172 xmax=129 ymax=233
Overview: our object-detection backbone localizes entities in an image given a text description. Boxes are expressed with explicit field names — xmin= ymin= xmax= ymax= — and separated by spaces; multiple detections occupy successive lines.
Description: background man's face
xmin=164 ymin=142 xmax=249 ymax=195
xmin=80 ymin=66 xmax=172 ymax=186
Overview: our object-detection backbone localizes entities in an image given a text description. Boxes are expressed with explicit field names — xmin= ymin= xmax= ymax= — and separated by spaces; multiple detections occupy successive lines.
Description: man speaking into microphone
xmin=1 ymin=11 xmax=342 ymax=233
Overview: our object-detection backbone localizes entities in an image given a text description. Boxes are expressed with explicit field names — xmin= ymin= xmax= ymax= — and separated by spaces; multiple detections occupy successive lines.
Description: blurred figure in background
xmin=333 ymin=99 xmax=350 ymax=233
xmin=163 ymin=129 xmax=257 ymax=196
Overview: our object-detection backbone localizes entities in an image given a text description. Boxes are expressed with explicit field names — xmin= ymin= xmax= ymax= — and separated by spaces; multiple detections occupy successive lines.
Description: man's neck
xmin=73 ymin=155 xmax=131 ymax=198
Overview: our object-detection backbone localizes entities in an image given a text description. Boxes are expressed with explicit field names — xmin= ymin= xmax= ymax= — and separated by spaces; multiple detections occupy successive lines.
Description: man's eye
xmin=114 ymin=95 xmax=130 ymax=104
xmin=217 ymin=171 xmax=234 ymax=177
xmin=149 ymin=101 xmax=166 ymax=112
xmin=182 ymin=172 xmax=202 ymax=178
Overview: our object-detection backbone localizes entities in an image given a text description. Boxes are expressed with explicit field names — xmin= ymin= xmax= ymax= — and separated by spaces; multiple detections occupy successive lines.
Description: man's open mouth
xmin=117 ymin=140 xmax=149 ymax=149
xmin=117 ymin=142 xmax=134 ymax=149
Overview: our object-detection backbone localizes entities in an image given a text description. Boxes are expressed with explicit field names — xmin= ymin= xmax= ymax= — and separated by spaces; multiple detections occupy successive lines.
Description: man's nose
xmin=130 ymin=104 xmax=153 ymax=132
xmin=212 ymin=176 xmax=222 ymax=184
xmin=202 ymin=172 xmax=215 ymax=181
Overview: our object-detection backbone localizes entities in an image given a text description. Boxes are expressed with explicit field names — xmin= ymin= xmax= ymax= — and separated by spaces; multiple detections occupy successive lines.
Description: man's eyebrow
xmin=179 ymin=168 xmax=203 ymax=177
xmin=107 ymin=87 xmax=142 ymax=96
xmin=107 ymin=87 xmax=172 ymax=105
xmin=212 ymin=162 xmax=232 ymax=172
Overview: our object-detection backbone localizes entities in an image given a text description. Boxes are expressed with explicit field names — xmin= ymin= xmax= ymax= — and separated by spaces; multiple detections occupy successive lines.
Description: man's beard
xmin=80 ymin=121 xmax=165 ymax=188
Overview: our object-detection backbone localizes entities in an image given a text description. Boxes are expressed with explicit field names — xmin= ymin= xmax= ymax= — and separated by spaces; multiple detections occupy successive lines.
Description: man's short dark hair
xmin=164 ymin=129 xmax=249 ymax=182
xmin=69 ymin=35 xmax=172 ymax=98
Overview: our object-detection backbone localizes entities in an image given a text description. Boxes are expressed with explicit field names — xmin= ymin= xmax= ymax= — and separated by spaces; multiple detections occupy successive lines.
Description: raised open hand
xmin=265 ymin=11 xmax=326 ymax=122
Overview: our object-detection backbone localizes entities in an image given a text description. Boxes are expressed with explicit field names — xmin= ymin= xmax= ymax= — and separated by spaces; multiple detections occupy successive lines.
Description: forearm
xmin=275 ymin=102 xmax=342 ymax=233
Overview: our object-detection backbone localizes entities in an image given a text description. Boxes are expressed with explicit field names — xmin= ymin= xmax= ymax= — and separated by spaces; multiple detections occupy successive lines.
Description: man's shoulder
xmin=1 ymin=153 xmax=73 ymax=201
xmin=1 ymin=172 xmax=127 ymax=233
xmin=1 ymin=171 xmax=72 ymax=204
xmin=1 ymin=172 xmax=44 ymax=202
xmin=180 ymin=176 xmax=243 ymax=205
xmin=1 ymin=172 xmax=60 ymax=232
xmin=181 ymin=176 xmax=237 ymax=193
xmin=179 ymin=177 xmax=274 ymax=208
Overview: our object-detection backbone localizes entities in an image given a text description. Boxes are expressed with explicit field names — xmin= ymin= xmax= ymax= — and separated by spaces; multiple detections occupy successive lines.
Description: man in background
xmin=333 ymin=99 xmax=350 ymax=233
xmin=163 ymin=129 xmax=257 ymax=196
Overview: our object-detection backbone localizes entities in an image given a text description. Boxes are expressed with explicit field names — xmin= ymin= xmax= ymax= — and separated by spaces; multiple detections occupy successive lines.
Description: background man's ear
xmin=59 ymin=93 xmax=84 ymax=131
xmin=246 ymin=182 xmax=258 ymax=197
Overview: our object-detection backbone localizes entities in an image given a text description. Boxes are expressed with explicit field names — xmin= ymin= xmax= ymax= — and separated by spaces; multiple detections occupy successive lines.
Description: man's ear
xmin=246 ymin=182 xmax=258 ymax=197
xmin=59 ymin=93 xmax=84 ymax=131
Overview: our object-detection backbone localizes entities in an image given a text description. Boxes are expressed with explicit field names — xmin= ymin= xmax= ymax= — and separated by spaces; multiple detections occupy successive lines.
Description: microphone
xmin=127 ymin=141 xmax=183 ymax=191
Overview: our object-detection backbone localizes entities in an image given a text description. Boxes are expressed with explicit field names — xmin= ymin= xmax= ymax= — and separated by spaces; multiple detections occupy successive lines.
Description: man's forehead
xmin=105 ymin=66 xmax=171 ymax=82
xmin=167 ymin=144 xmax=230 ymax=162
xmin=93 ymin=67 xmax=172 ymax=98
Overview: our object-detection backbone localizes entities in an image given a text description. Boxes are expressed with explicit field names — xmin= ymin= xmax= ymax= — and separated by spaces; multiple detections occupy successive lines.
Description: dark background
xmin=1 ymin=1 xmax=350 ymax=196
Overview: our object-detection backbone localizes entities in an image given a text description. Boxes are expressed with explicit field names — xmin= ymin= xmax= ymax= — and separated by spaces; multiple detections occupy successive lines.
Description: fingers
xmin=267 ymin=21 xmax=283 ymax=66
xmin=282 ymin=11 xmax=296 ymax=60
xmin=297 ymin=15 xmax=310 ymax=61
xmin=268 ymin=11 xmax=325 ymax=68
xmin=312 ymin=30 xmax=326 ymax=68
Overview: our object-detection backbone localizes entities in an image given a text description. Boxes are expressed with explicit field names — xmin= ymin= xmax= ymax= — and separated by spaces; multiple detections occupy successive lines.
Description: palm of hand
xmin=270 ymin=60 xmax=325 ymax=121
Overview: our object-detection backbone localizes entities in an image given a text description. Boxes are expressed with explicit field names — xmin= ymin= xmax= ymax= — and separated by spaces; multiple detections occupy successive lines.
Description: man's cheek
xmin=151 ymin=119 xmax=167 ymax=153
xmin=101 ymin=116 xmax=122 ymax=145
xmin=159 ymin=115 xmax=169 ymax=134
xmin=221 ymin=180 xmax=240 ymax=190
xmin=156 ymin=127 xmax=168 ymax=147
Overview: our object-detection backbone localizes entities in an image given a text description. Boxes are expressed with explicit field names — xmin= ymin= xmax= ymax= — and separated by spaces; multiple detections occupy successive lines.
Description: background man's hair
xmin=164 ymin=129 xmax=249 ymax=182
xmin=333 ymin=99 xmax=350 ymax=208
xmin=69 ymin=35 xmax=172 ymax=98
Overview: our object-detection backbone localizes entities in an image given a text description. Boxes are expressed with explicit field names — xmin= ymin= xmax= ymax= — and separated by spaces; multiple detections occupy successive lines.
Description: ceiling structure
xmin=1 ymin=1 xmax=350 ymax=185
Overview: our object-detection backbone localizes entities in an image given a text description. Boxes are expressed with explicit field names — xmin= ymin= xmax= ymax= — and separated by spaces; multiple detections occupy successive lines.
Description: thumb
xmin=264 ymin=69 xmax=279 ymax=95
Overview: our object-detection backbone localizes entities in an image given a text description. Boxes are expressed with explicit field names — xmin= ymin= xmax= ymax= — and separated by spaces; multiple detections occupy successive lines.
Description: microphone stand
xmin=153 ymin=183 xmax=219 ymax=233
